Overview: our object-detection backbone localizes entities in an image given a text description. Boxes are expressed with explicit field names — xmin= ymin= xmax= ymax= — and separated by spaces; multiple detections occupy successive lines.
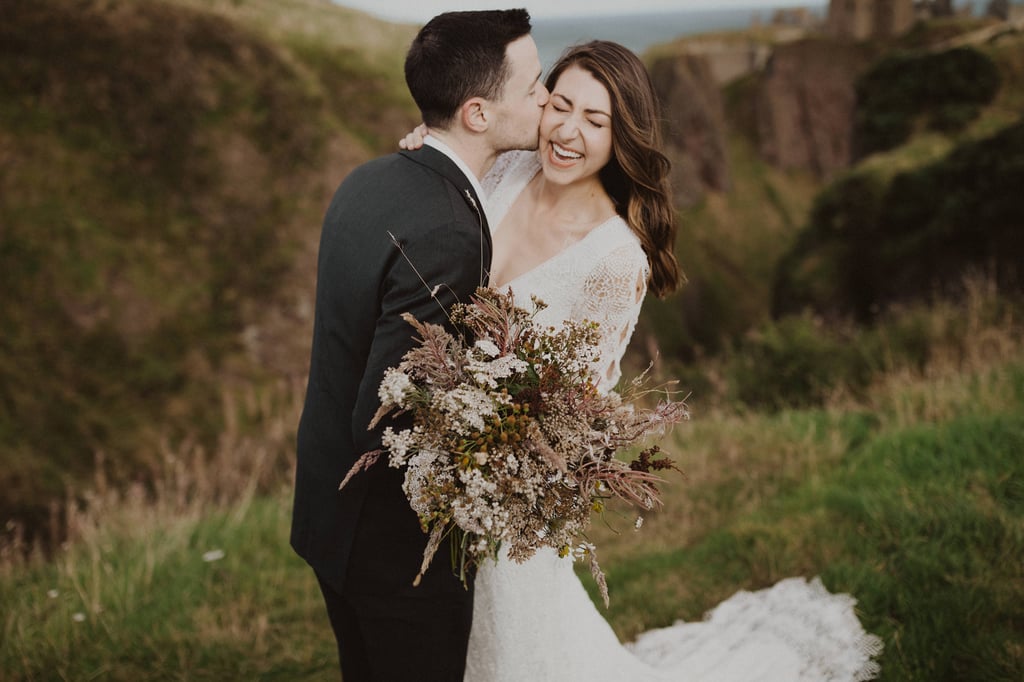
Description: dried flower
xmin=342 ymin=287 xmax=687 ymax=605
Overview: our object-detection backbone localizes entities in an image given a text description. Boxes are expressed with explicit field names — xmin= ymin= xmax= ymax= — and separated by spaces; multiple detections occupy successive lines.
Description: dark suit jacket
xmin=291 ymin=146 xmax=491 ymax=598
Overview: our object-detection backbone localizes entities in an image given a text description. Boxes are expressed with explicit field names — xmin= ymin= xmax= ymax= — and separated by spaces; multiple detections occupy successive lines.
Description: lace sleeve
xmin=573 ymin=242 xmax=649 ymax=392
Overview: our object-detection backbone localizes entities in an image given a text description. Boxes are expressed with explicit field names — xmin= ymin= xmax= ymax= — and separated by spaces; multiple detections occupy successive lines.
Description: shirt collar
xmin=423 ymin=135 xmax=489 ymax=211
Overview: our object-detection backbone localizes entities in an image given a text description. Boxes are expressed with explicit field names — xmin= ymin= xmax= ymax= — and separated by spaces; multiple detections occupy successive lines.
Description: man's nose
xmin=537 ymin=84 xmax=550 ymax=106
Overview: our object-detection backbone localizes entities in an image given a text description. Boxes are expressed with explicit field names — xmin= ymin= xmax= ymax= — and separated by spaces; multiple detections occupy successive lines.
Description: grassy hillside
xmin=3 ymin=8 xmax=1024 ymax=680
xmin=773 ymin=33 xmax=1024 ymax=323
xmin=0 ymin=0 xmax=418 ymax=540
xmin=2 ymin=293 xmax=1020 ymax=680
xmin=638 ymin=23 xmax=1024 ymax=390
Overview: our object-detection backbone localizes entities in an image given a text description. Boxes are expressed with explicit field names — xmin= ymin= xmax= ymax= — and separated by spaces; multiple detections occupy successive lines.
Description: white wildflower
xmin=436 ymin=386 xmax=495 ymax=431
xmin=72 ymin=612 xmax=86 ymax=623
xmin=378 ymin=367 xmax=413 ymax=406
xmin=474 ymin=338 xmax=501 ymax=358
xmin=202 ymin=549 xmax=225 ymax=563
xmin=383 ymin=427 xmax=417 ymax=466
xmin=466 ymin=353 xmax=529 ymax=388
xmin=47 ymin=589 xmax=59 ymax=599
xmin=573 ymin=542 xmax=595 ymax=560
xmin=634 ymin=516 xmax=644 ymax=530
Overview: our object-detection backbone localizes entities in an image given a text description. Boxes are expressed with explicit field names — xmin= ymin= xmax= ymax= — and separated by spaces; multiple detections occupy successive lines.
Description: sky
xmin=334 ymin=0 xmax=826 ymax=23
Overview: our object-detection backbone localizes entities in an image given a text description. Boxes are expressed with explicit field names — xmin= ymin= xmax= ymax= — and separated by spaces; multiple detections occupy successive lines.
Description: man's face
xmin=490 ymin=35 xmax=549 ymax=152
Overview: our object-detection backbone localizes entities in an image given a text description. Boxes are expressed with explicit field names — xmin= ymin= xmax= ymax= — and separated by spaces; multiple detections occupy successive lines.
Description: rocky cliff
xmin=649 ymin=33 xmax=876 ymax=207
xmin=649 ymin=53 xmax=730 ymax=208
xmin=755 ymin=39 xmax=877 ymax=177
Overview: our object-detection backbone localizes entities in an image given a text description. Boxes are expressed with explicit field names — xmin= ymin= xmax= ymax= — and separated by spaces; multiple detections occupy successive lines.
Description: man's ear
xmin=459 ymin=97 xmax=489 ymax=133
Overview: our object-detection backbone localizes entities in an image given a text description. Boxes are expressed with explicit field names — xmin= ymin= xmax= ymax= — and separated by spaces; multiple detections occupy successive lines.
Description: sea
xmin=529 ymin=6 xmax=824 ymax=71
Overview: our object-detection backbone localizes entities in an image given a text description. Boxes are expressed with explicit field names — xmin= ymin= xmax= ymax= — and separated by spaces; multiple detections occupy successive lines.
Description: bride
xmin=405 ymin=40 xmax=882 ymax=682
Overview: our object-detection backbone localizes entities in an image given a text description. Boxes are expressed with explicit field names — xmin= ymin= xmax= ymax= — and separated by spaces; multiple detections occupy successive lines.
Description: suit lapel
xmin=399 ymin=147 xmax=493 ymax=257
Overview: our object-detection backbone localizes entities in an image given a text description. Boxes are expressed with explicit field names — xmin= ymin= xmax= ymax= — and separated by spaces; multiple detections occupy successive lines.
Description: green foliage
xmin=727 ymin=315 xmax=873 ymax=410
xmin=0 ymin=0 xmax=405 ymax=536
xmin=772 ymin=170 xmax=889 ymax=321
xmin=1 ymin=497 xmax=338 ymax=680
xmin=288 ymin=39 xmax=418 ymax=153
xmin=895 ymin=16 xmax=998 ymax=51
xmin=738 ymin=292 xmax=1020 ymax=410
xmin=818 ymin=414 xmax=1024 ymax=679
xmin=775 ymin=119 xmax=1024 ymax=322
xmin=854 ymin=47 xmax=1001 ymax=158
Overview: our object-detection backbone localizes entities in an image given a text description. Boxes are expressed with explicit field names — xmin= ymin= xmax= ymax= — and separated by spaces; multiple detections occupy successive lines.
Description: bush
xmin=775 ymin=119 xmax=1024 ymax=321
xmin=854 ymin=47 xmax=1001 ymax=157
xmin=728 ymin=314 xmax=873 ymax=410
xmin=772 ymin=170 xmax=888 ymax=320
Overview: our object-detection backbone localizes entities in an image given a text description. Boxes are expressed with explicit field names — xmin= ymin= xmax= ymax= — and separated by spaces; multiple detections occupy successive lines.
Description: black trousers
xmin=315 ymin=570 xmax=474 ymax=681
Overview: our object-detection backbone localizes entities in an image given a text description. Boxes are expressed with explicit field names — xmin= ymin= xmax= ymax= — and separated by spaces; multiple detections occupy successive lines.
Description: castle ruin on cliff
xmin=826 ymin=0 xmax=917 ymax=40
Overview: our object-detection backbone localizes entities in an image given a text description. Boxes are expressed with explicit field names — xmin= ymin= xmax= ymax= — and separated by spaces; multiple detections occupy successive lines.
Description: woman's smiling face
xmin=538 ymin=65 xmax=614 ymax=185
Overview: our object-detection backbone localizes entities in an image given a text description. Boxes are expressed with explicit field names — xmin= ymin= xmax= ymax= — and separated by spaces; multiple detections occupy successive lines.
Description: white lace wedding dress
xmin=463 ymin=151 xmax=883 ymax=682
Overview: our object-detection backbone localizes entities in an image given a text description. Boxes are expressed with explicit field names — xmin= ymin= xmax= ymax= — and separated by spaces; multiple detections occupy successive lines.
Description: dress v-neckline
xmin=490 ymin=163 xmax=619 ymax=290
xmin=493 ymin=215 xmax=619 ymax=290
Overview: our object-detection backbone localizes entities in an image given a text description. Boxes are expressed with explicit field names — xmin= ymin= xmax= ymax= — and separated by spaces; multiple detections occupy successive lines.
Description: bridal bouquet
xmin=341 ymin=287 xmax=688 ymax=605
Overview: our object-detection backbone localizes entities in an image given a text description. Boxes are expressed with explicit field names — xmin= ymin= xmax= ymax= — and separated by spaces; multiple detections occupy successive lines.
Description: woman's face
xmin=538 ymin=65 xmax=613 ymax=185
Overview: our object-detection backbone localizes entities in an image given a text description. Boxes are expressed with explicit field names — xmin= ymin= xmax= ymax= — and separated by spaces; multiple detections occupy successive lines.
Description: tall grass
xmin=2 ymin=292 xmax=1022 ymax=680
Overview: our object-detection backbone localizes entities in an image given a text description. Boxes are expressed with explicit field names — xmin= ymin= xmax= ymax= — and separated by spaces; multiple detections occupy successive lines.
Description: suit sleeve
xmin=351 ymin=218 xmax=484 ymax=455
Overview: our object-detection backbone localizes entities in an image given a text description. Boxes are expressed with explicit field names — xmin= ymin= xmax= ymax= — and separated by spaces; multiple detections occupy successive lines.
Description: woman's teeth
xmin=553 ymin=143 xmax=581 ymax=160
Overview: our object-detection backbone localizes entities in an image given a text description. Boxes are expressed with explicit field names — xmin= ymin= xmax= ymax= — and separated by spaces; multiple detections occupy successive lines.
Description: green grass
xmin=4 ymin=314 xmax=1022 ymax=680
xmin=1 ymin=496 xmax=334 ymax=681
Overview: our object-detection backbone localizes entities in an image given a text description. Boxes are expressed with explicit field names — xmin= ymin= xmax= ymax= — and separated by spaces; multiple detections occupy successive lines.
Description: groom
xmin=290 ymin=9 xmax=548 ymax=681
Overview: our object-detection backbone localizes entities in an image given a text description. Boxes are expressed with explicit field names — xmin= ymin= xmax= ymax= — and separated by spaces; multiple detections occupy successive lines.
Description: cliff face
xmin=755 ymin=40 xmax=876 ymax=178
xmin=649 ymin=53 xmax=730 ymax=207
xmin=650 ymin=36 xmax=876 ymax=203
xmin=826 ymin=0 xmax=916 ymax=41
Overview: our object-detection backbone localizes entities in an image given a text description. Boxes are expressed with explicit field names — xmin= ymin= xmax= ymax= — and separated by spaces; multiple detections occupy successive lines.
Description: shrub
xmin=775 ymin=119 xmax=1024 ymax=321
xmin=854 ymin=47 xmax=1001 ymax=157
xmin=728 ymin=314 xmax=873 ymax=410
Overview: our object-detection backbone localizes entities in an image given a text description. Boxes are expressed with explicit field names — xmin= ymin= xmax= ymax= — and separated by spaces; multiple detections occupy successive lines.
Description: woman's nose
xmin=559 ymin=118 xmax=580 ymax=139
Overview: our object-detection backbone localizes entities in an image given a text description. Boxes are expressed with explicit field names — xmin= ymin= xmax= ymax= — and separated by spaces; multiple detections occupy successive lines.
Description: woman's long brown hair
xmin=545 ymin=41 xmax=683 ymax=298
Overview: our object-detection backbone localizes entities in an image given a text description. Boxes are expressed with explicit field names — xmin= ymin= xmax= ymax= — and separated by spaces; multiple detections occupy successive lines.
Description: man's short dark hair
xmin=405 ymin=9 xmax=532 ymax=128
